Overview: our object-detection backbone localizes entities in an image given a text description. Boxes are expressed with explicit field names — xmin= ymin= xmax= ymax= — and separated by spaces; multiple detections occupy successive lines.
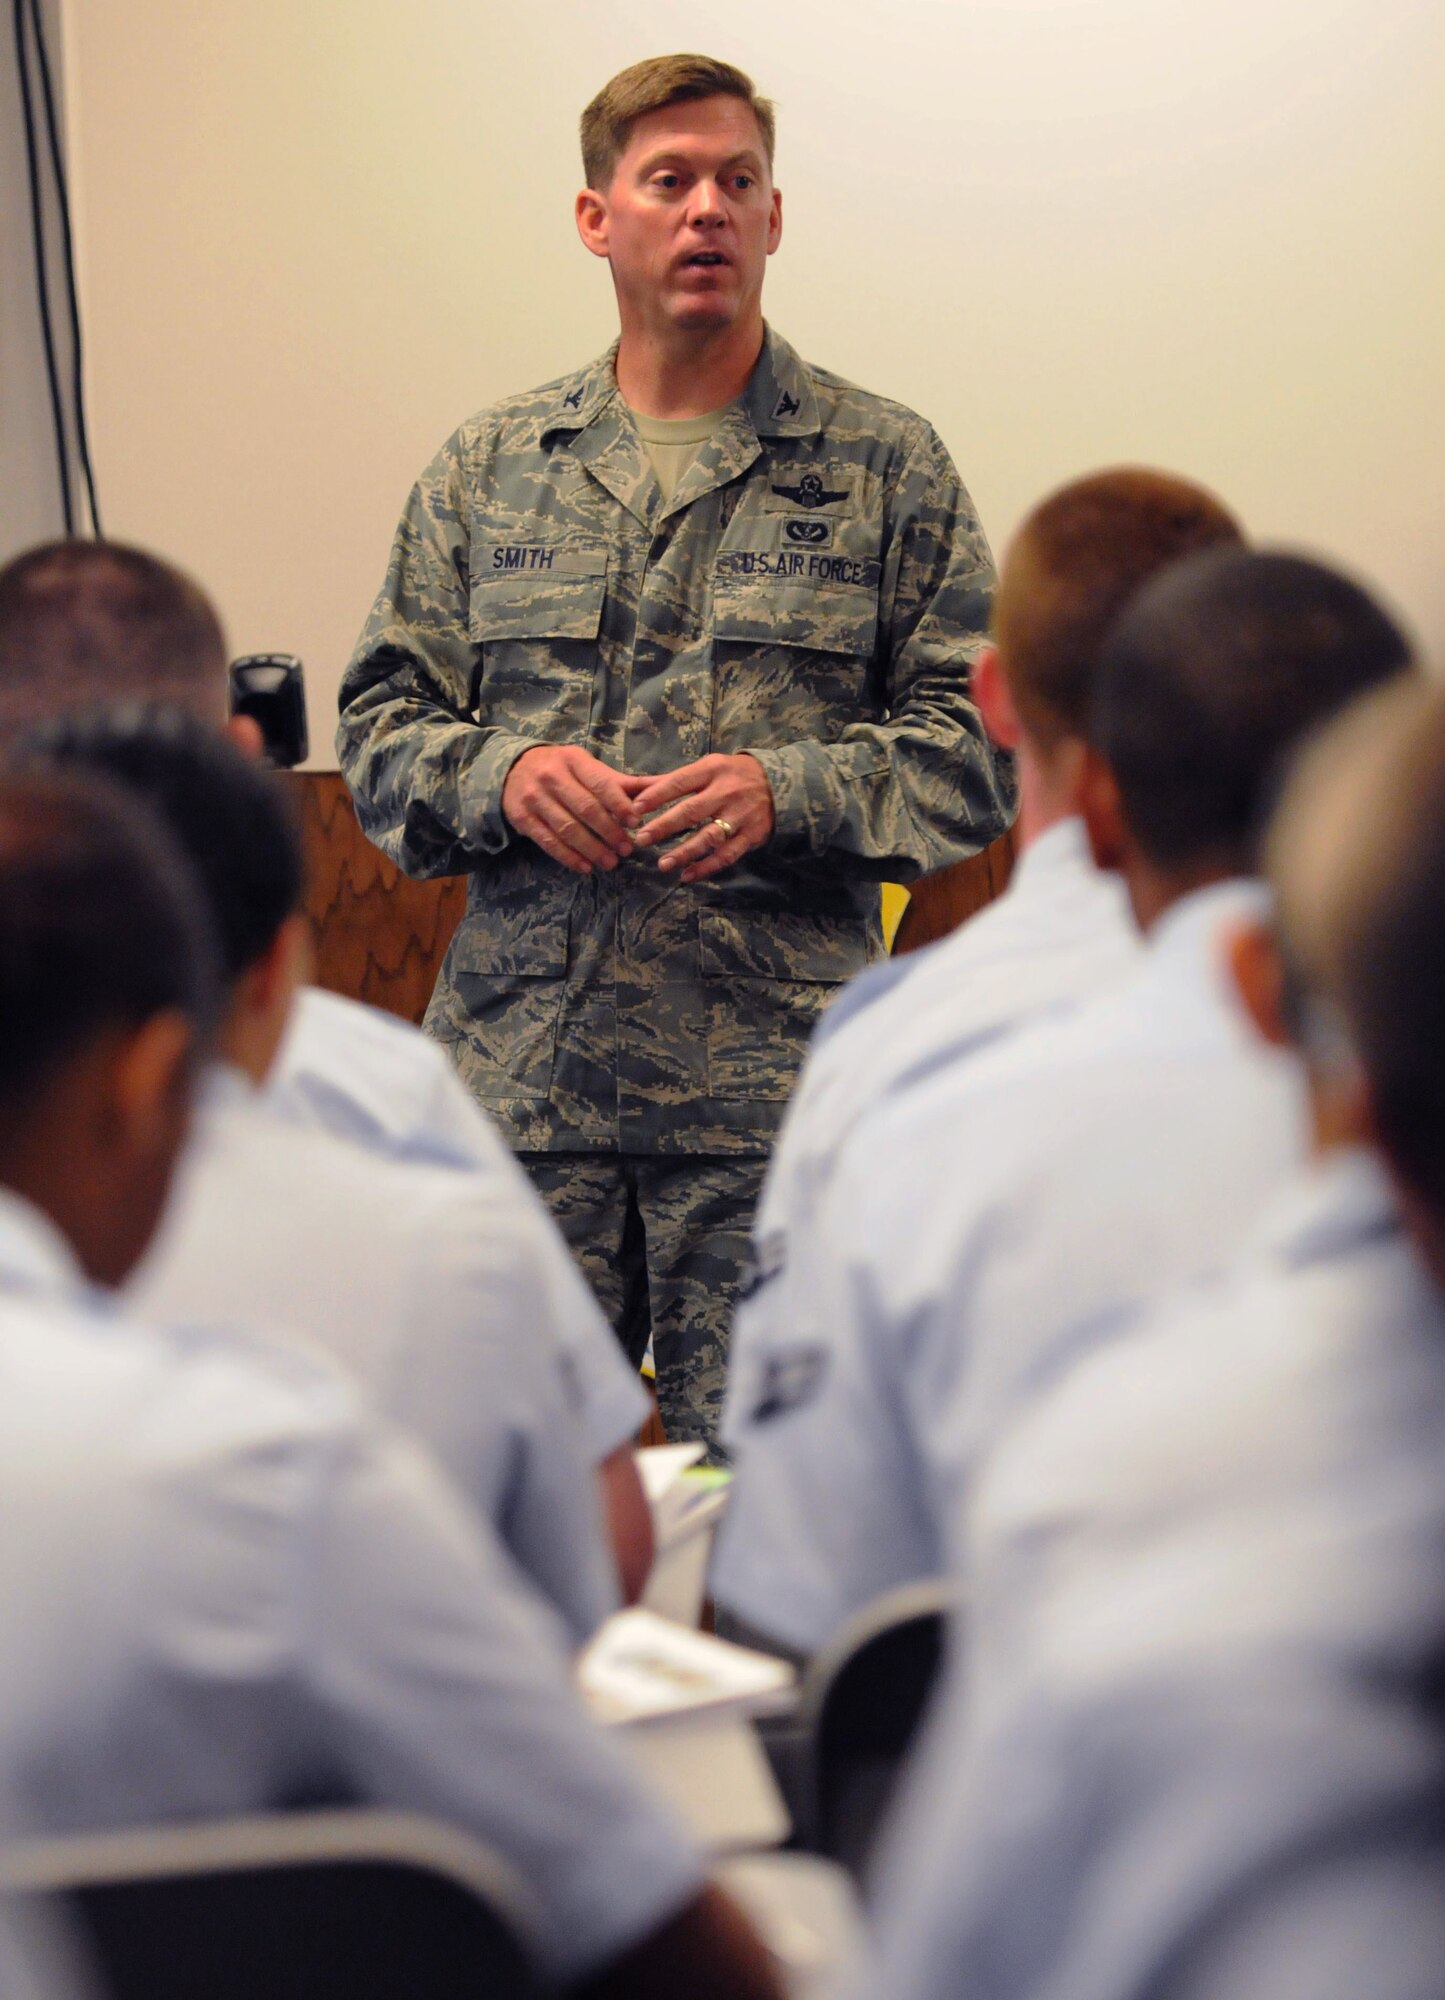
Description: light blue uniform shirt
xmin=860 ymin=1147 xmax=1445 ymax=2000
xmin=128 ymin=1065 xmax=626 ymax=1645
xmin=269 ymin=987 xmax=649 ymax=1464
xmin=732 ymin=818 xmax=1138 ymax=1375
xmin=715 ymin=822 xmax=1136 ymax=1639
xmin=271 ymin=985 xmax=515 ymax=1170
xmin=714 ymin=879 xmax=1308 ymax=1654
xmin=0 ymin=1190 xmax=702 ymax=1985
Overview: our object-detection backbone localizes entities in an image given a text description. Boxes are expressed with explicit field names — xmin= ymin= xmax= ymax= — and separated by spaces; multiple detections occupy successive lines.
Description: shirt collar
xmin=200 ymin=1059 xmax=261 ymax=1117
xmin=741 ymin=327 xmax=819 ymax=438
xmin=540 ymin=323 xmax=818 ymax=444
xmin=0 ymin=1186 xmax=88 ymax=1299
xmin=1145 ymin=876 xmax=1271 ymax=985
xmin=1257 ymin=1143 xmax=1403 ymax=1270
xmin=1008 ymin=815 xmax=1093 ymax=891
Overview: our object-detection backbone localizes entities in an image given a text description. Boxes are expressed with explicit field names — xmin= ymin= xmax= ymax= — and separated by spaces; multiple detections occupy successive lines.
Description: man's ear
xmin=107 ymin=1011 xmax=196 ymax=1163
xmin=766 ymin=185 xmax=782 ymax=255
xmin=1226 ymin=917 xmax=1291 ymax=1050
xmin=1078 ymin=748 xmax=1127 ymax=873
xmin=973 ymin=646 xmax=1021 ymax=752
xmin=575 ymin=186 xmax=611 ymax=259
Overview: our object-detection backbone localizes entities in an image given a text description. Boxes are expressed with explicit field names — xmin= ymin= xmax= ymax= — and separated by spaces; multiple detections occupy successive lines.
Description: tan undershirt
xmin=629 ymin=405 xmax=731 ymax=507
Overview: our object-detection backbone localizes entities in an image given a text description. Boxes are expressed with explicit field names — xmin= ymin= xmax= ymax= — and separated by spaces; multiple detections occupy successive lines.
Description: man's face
xmin=577 ymin=94 xmax=782 ymax=335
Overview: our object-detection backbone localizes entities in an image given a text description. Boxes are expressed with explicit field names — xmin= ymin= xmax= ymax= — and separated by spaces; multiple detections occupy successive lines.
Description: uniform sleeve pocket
xmin=439 ymin=910 xmax=568 ymax=1102
xmin=699 ymin=906 xmax=860 ymax=1100
xmin=448 ymin=905 xmax=569 ymax=979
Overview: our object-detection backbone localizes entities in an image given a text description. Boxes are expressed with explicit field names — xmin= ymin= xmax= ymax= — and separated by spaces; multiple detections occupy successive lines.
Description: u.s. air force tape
xmin=717 ymin=550 xmax=881 ymax=587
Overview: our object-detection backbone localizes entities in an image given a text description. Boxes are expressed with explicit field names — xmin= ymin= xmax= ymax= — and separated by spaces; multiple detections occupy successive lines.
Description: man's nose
xmin=686 ymin=177 xmax=727 ymax=226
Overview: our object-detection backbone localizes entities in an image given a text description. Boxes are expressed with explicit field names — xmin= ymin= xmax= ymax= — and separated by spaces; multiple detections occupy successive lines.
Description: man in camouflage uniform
xmin=337 ymin=54 xmax=1012 ymax=1454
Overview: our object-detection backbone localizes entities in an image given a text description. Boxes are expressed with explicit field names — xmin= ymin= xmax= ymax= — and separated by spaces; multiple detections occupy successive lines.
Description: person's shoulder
xmin=813 ymin=951 xmax=921 ymax=1047
xmin=27 ymin=1280 xmax=370 ymax=1467
xmin=284 ymin=988 xmax=450 ymax=1100
xmin=213 ymin=1064 xmax=481 ymax=1227
xmin=797 ymin=353 xmax=936 ymax=453
xmin=449 ymin=353 xmax=613 ymax=458
xmin=275 ymin=989 xmax=507 ymax=1171
xmin=815 ymin=903 xmax=1009 ymax=1059
xmin=878 ymin=966 xmax=1137 ymax=1139
xmin=287 ymin=985 xmax=427 ymax=1064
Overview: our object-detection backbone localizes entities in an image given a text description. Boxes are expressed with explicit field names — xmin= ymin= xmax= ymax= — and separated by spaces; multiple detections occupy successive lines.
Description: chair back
xmin=0 ymin=1809 xmax=550 ymax=2000
xmin=796 ymin=1580 xmax=954 ymax=1880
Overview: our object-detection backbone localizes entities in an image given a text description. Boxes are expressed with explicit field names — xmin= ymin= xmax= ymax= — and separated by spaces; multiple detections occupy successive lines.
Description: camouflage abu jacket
xmin=337 ymin=326 xmax=1014 ymax=1155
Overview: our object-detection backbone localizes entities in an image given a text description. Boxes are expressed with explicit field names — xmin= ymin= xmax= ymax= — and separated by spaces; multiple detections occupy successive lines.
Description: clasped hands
xmin=501 ymin=744 xmax=775 ymax=884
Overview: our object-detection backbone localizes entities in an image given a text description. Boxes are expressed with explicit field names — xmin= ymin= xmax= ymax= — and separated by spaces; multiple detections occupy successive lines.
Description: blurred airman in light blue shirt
xmin=717 ymin=544 xmax=1412 ymax=1660
xmin=715 ymin=469 xmax=1244 ymax=1652
xmin=860 ymin=671 xmax=1445 ymax=2000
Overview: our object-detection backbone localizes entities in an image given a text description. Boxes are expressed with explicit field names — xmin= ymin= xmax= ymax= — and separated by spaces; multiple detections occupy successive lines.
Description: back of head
xmin=995 ymin=467 xmax=1244 ymax=752
xmin=0 ymin=540 xmax=226 ymax=736
xmin=1093 ymin=547 xmax=1414 ymax=876
xmin=16 ymin=706 xmax=303 ymax=985
xmin=0 ymin=771 xmax=218 ymax=1121
xmin=1269 ymin=676 xmax=1445 ymax=1219
xmin=580 ymin=53 xmax=775 ymax=190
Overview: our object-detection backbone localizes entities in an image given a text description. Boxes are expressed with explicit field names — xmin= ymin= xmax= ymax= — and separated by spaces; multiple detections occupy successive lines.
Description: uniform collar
xmin=543 ymin=326 xmax=818 ymax=529
xmin=0 ymin=1185 xmax=88 ymax=1300
xmin=1008 ymin=815 xmax=1094 ymax=892
xmin=540 ymin=344 xmax=624 ymax=440
xmin=1253 ymin=1143 xmax=1401 ymax=1268
xmin=200 ymin=1058 xmax=261 ymax=1113
xmin=1146 ymin=877 xmax=1270 ymax=982
xmin=539 ymin=323 xmax=817 ymax=443
xmin=742 ymin=327 xmax=820 ymax=438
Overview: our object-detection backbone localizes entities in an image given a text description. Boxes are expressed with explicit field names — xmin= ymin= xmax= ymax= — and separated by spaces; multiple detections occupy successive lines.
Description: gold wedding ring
xmin=712 ymin=817 xmax=737 ymax=840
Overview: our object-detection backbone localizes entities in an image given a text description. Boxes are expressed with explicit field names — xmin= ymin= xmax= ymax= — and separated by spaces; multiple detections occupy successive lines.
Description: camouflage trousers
xmin=516 ymin=1153 xmax=768 ymax=1462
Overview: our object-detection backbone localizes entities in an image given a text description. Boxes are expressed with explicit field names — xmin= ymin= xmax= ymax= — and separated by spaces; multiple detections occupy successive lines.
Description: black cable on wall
xmin=13 ymin=0 xmax=102 ymax=538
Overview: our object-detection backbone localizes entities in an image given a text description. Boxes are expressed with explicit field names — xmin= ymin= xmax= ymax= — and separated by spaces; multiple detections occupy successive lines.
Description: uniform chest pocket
xmin=712 ymin=521 xmax=881 ymax=660
xmin=469 ymin=543 xmax=608 ymax=642
xmin=468 ymin=541 xmax=608 ymax=731
xmin=709 ymin=519 xmax=883 ymax=752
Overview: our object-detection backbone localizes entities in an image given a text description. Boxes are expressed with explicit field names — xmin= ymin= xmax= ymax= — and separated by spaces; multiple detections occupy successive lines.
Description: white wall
xmin=61 ymin=0 xmax=1445 ymax=765
xmin=2 ymin=0 xmax=75 ymax=560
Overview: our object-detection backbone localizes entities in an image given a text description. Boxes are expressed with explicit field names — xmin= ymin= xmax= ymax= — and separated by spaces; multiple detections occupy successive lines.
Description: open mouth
xmin=681 ymin=252 xmax=728 ymax=270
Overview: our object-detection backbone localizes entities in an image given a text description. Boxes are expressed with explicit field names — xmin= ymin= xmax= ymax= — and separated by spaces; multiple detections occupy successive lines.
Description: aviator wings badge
xmin=770 ymin=471 xmax=848 ymax=509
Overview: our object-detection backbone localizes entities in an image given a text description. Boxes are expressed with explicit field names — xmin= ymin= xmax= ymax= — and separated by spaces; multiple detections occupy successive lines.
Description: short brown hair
xmin=580 ymin=54 xmax=775 ymax=191
xmin=995 ymin=468 xmax=1244 ymax=750
xmin=0 ymin=539 xmax=227 ymax=734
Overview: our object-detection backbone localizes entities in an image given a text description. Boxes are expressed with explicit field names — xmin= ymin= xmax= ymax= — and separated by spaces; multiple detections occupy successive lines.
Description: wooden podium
xmin=287 ymin=772 xmax=1013 ymax=1023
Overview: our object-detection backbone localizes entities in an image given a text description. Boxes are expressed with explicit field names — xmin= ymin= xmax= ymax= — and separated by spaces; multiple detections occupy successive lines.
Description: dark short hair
xmin=0 ymin=539 xmax=227 ymax=734
xmin=995 ymin=468 xmax=1244 ymax=750
xmin=580 ymin=54 xmax=775 ymax=190
xmin=1092 ymin=548 xmax=1414 ymax=874
xmin=0 ymin=772 xmax=219 ymax=1113
xmin=17 ymin=706 xmax=304 ymax=985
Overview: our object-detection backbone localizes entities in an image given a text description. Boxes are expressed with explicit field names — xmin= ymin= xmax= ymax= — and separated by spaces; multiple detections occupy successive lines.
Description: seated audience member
xmin=0 ymin=771 xmax=777 ymax=2000
xmin=714 ymin=469 xmax=1239 ymax=1647
xmin=22 ymin=710 xmax=645 ymax=1631
xmin=716 ymin=548 xmax=1413 ymax=1659
xmin=0 ymin=539 xmax=559 ymax=1171
xmin=0 ymin=538 xmax=652 ymax=1600
xmin=856 ymin=673 xmax=1445 ymax=2000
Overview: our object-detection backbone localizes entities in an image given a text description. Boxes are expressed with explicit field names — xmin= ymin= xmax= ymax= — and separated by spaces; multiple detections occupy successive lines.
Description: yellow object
xmin=881 ymin=883 xmax=911 ymax=951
